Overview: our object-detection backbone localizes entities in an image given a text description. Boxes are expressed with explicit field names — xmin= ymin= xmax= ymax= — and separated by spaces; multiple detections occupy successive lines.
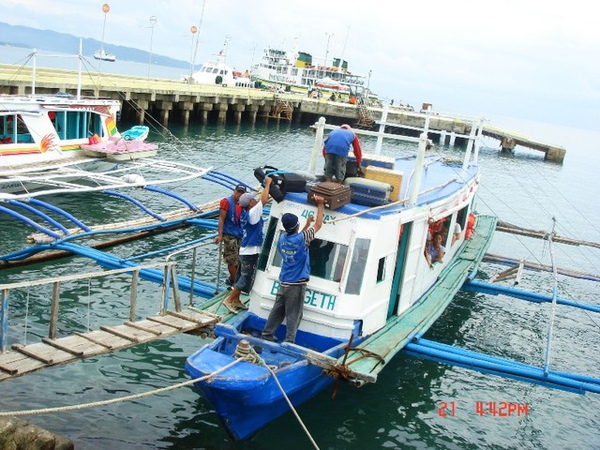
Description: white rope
xmin=23 ymin=289 xmax=30 ymax=346
xmin=0 ymin=359 xmax=241 ymax=418
xmin=543 ymin=217 xmax=560 ymax=375
xmin=86 ymin=277 xmax=91 ymax=333
xmin=264 ymin=364 xmax=320 ymax=450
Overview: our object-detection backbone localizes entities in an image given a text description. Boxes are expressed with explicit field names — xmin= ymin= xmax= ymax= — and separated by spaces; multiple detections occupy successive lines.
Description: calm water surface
xmin=0 ymin=110 xmax=599 ymax=448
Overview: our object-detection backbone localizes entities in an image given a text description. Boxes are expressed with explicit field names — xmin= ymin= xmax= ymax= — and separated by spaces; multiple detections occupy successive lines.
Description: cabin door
xmin=387 ymin=222 xmax=412 ymax=318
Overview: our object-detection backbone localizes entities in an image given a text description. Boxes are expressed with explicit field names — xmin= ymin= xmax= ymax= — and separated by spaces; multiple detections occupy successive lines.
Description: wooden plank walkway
xmin=0 ymin=309 xmax=218 ymax=382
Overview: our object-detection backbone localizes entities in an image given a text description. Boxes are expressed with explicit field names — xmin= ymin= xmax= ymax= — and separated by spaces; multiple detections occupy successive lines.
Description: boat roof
xmin=285 ymin=155 xmax=478 ymax=219
xmin=0 ymin=94 xmax=120 ymax=110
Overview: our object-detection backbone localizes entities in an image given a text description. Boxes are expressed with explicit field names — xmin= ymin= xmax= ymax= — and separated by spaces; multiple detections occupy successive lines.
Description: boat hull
xmin=185 ymin=313 xmax=355 ymax=440
xmin=81 ymin=139 xmax=158 ymax=161
xmin=186 ymin=344 xmax=335 ymax=440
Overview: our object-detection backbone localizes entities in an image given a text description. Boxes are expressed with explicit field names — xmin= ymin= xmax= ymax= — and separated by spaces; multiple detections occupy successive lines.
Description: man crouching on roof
xmin=261 ymin=194 xmax=325 ymax=343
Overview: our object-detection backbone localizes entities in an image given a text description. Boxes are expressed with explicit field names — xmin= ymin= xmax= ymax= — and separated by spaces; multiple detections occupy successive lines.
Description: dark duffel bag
xmin=345 ymin=159 xmax=363 ymax=179
xmin=254 ymin=166 xmax=308 ymax=203
xmin=253 ymin=165 xmax=279 ymax=183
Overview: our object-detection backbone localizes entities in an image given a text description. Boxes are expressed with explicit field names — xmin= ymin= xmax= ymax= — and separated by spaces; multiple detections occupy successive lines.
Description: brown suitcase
xmin=308 ymin=181 xmax=351 ymax=210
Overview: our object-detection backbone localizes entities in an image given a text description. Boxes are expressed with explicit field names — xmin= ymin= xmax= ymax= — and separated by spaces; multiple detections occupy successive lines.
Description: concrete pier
xmin=0 ymin=65 xmax=566 ymax=162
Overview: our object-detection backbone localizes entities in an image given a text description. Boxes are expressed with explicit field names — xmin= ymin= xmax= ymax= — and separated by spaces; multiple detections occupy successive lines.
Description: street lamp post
xmin=100 ymin=4 xmax=110 ymax=53
xmin=324 ymin=32 xmax=334 ymax=67
xmin=147 ymin=16 xmax=157 ymax=79
xmin=189 ymin=25 xmax=198 ymax=79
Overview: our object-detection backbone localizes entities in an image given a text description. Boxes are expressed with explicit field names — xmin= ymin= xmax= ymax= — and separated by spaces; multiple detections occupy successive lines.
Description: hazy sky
xmin=4 ymin=0 xmax=599 ymax=130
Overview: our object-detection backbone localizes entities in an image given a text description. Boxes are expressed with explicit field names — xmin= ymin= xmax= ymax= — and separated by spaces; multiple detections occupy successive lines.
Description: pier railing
xmin=0 ymin=262 xmax=173 ymax=353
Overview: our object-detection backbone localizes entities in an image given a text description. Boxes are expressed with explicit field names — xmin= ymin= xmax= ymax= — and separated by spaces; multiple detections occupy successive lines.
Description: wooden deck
xmin=0 ymin=309 xmax=219 ymax=382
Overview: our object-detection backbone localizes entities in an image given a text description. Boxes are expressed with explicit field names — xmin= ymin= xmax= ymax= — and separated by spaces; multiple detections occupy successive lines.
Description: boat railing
xmin=309 ymin=112 xmax=483 ymax=173
xmin=0 ymin=262 xmax=175 ymax=353
xmin=162 ymin=239 xmax=222 ymax=314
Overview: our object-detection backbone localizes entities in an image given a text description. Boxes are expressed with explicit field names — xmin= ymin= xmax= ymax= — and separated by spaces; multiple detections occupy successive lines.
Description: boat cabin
xmin=0 ymin=96 xmax=120 ymax=161
xmin=247 ymin=131 xmax=479 ymax=341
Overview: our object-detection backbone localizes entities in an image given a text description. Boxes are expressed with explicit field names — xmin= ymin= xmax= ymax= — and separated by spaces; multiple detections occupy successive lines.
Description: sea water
xmin=0 ymin=65 xmax=599 ymax=448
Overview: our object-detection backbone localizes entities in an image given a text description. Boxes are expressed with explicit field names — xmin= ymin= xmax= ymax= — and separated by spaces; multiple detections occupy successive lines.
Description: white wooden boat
xmin=185 ymin=118 xmax=487 ymax=439
xmin=93 ymin=48 xmax=116 ymax=62
xmin=184 ymin=38 xmax=252 ymax=87
xmin=0 ymin=94 xmax=205 ymax=201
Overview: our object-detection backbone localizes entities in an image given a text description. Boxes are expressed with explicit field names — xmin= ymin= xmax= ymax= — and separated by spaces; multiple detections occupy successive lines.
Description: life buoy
xmin=465 ymin=213 xmax=476 ymax=240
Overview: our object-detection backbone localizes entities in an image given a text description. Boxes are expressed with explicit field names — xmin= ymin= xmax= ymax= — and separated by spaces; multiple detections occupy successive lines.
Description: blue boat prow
xmin=186 ymin=313 xmax=361 ymax=440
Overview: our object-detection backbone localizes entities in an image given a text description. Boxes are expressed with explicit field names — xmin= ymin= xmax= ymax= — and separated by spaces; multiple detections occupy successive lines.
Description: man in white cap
xmin=261 ymin=194 xmax=325 ymax=343
xmin=223 ymin=177 xmax=272 ymax=313
xmin=322 ymin=124 xmax=363 ymax=183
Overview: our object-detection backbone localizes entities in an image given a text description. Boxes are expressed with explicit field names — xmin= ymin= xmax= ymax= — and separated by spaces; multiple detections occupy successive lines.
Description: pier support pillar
xmin=199 ymin=103 xmax=214 ymax=125
xmin=157 ymin=101 xmax=173 ymax=127
xmin=232 ymin=104 xmax=245 ymax=125
xmin=440 ymin=130 xmax=447 ymax=145
xmin=160 ymin=109 xmax=170 ymax=127
xmin=545 ymin=146 xmax=566 ymax=163
xmin=215 ymin=103 xmax=228 ymax=125
xmin=449 ymin=132 xmax=456 ymax=146
xmin=500 ymin=137 xmax=516 ymax=154
xmin=260 ymin=105 xmax=271 ymax=124
xmin=246 ymin=105 xmax=259 ymax=125
xmin=181 ymin=102 xmax=195 ymax=126
xmin=135 ymin=100 xmax=149 ymax=125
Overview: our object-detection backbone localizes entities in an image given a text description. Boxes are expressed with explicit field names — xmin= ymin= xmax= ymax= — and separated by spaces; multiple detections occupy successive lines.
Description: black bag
xmin=345 ymin=160 xmax=363 ymax=178
xmin=254 ymin=166 xmax=308 ymax=203
xmin=254 ymin=165 xmax=279 ymax=183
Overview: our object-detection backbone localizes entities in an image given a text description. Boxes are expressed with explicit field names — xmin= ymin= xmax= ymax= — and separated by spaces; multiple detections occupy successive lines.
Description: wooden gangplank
xmin=0 ymin=309 xmax=218 ymax=382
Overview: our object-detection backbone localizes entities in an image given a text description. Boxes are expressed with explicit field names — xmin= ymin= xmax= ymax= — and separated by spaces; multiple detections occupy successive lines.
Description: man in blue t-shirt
xmin=261 ymin=194 xmax=325 ymax=343
xmin=223 ymin=177 xmax=272 ymax=313
xmin=322 ymin=124 xmax=363 ymax=183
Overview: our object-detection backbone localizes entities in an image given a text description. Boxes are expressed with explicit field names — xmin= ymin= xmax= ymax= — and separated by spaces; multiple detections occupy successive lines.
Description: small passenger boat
xmin=80 ymin=126 xmax=158 ymax=161
xmin=185 ymin=118 xmax=491 ymax=440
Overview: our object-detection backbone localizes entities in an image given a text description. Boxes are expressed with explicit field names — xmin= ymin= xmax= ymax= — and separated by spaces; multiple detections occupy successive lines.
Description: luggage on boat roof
xmin=363 ymin=165 xmax=403 ymax=202
xmin=254 ymin=166 xmax=316 ymax=203
xmin=308 ymin=181 xmax=351 ymax=210
xmin=360 ymin=154 xmax=396 ymax=170
xmin=344 ymin=177 xmax=392 ymax=207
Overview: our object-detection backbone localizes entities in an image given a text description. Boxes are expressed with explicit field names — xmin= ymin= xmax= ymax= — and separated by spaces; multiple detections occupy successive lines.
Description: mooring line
xmin=264 ymin=364 xmax=320 ymax=450
xmin=0 ymin=359 xmax=241 ymax=418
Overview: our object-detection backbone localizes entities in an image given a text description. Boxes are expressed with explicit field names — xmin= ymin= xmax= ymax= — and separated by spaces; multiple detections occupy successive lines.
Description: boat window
xmin=0 ymin=114 xmax=34 ymax=144
xmin=345 ymin=238 xmax=370 ymax=295
xmin=52 ymin=111 xmax=100 ymax=140
xmin=269 ymin=233 xmax=349 ymax=283
xmin=308 ymin=239 xmax=348 ymax=282
xmin=0 ymin=114 xmax=16 ymax=143
xmin=377 ymin=257 xmax=386 ymax=282
xmin=258 ymin=217 xmax=279 ymax=271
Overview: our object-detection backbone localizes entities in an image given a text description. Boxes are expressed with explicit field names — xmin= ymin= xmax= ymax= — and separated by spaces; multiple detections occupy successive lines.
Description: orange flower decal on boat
xmin=40 ymin=133 xmax=61 ymax=154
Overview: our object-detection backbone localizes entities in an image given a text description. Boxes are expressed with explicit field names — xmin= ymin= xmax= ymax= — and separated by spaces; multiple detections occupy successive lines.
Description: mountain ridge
xmin=0 ymin=21 xmax=188 ymax=69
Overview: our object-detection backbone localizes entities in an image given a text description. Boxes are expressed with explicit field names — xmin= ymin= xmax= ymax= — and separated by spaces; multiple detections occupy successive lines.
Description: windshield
xmin=271 ymin=232 xmax=349 ymax=282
